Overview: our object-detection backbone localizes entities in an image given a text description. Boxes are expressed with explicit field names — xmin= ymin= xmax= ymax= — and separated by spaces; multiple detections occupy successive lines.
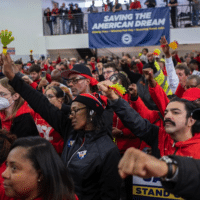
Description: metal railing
xmin=176 ymin=4 xmax=198 ymax=28
xmin=43 ymin=13 xmax=88 ymax=36
xmin=43 ymin=5 xmax=199 ymax=36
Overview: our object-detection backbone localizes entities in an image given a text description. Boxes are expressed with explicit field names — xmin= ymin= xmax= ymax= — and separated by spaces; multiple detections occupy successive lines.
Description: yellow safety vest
xmin=153 ymin=61 xmax=172 ymax=96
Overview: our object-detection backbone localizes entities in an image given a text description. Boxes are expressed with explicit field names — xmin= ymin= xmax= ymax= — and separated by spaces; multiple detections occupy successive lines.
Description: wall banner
xmin=88 ymin=7 xmax=170 ymax=48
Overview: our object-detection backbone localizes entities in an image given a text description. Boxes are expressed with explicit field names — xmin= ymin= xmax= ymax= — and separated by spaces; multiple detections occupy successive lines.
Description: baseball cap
xmin=73 ymin=93 xmax=105 ymax=115
xmin=61 ymin=64 xmax=98 ymax=86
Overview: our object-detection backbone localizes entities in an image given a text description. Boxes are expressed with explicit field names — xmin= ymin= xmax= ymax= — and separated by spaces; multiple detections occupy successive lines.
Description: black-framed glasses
xmin=186 ymin=85 xmax=198 ymax=90
xmin=69 ymin=107 xmax=87 ymax=116
xmin=66 ymin=77 xmax=86 ymax=85
xmin=46 ymin=94 xmax=56 ymax=99
xmin=103 ymin=70 xmax=114 ymax=76
xmin=194 ymin=98 xmax=200 ymax=104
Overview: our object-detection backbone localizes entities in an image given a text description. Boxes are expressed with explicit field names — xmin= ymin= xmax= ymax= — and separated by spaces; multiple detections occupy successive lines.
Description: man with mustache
xmin=117 ymin=109 xmax=200 ymax=200
xmin=98 ymin=80 xmax=200 ymax=159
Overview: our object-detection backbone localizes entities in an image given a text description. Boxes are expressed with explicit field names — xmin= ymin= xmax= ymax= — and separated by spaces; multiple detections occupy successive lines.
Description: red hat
xmin=72 ymin=93 xmax=105 ymax=115
xmin=182 ymin=88 xmax=200 ymax=101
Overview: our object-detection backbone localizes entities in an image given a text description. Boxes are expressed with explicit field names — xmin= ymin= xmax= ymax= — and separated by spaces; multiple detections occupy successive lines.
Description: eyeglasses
xmin=186 ymin=85 xmax=198 ymax=89
xmin=103 ymin=71 xmax=114 ymax=76
xmin=109 ymin=74 xmax=119 ymax=82
xmin=194 ymin=98 xmax=200 ymax=104
xmin=69 ymin=107 xmax=86 ymax=116
xmin=66 ymin=77 xmax=86 ymax=85
xmin=46 ymin=94 xmax=56 ymax=99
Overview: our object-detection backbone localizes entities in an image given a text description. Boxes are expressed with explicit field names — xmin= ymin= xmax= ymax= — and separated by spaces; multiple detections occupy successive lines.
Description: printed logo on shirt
xmin=77 ymin=150 xmax=87 ymax=159
xmin=36 ymin=124 xmax=53 ymax=141
xmin=67 ymin=140 xmax=75 ymax=147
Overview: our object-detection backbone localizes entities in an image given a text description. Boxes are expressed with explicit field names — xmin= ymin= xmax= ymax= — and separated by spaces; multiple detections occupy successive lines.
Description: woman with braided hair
xmin=0 ymin=129 xmax=16 ymax=200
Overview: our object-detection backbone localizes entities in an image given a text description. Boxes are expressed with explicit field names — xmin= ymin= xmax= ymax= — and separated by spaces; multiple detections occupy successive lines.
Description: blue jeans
xmin=61 ymin=18 xmax=69 ymax=34
xmin=192 ymin=9 xmax=199 ymax=26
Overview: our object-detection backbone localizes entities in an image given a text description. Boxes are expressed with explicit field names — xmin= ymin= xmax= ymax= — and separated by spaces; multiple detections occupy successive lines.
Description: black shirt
xmin=146 ymin=0 xmax=156 ymax=8
xmin=115 ymin=3 xmax=122 ymax=10
xmin=169 ymin=0 xmax=177 ymax=12
xmin=59 ymin=7 xmax=68 ymax=17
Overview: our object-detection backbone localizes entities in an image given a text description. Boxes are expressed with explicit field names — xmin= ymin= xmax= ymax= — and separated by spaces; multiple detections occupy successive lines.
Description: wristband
xmin=160 ymin=45 xmax=166 ymax=48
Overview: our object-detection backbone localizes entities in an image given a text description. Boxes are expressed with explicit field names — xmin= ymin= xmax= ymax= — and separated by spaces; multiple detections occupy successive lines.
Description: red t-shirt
xmin=51 ymin=8 xmax=59 ymax=15
xmin=130 ymin=1 xmax=141 ymax=9
xmin=90 ymin=62 xmax=96 ymax=71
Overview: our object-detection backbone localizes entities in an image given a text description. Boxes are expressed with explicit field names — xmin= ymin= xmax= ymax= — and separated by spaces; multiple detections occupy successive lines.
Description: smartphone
xmin=18 ymin=72 xmax=25 ymax=78
xmin=28 ymin=75 xmax=33 ymax=80
xmin=41 ymin=71 xmax=46 ymax=78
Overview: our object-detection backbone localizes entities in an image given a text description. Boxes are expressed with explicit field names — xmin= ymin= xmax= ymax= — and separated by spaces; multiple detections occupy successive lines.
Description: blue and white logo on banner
xmin=88 ymin=7 xmax=170 ymax=48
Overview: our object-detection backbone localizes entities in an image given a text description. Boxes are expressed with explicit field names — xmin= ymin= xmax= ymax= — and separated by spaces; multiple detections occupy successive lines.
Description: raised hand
xmin=22 ymin=75 xmax=33 ymax=85
xmin=97 ymin=80 xmax=119 ymax=100
xmin=143 ymin=68 xmax=156 ymax=88
xmin=1 ymin=53 xmax=15 ymax=80
xmin=160 ymin=36 xmax=170 ymax=58
xmin=118 ymin=147 xmax=168 ymax=179
xmin=112 ymin=127 xmax=122 ymax=137
xmin=128 ymin=83 xmax=138 ymax=97
xmin=142 ymin=68 xmax=154 ymax=81
xmin=97 ymin=62 xmax=103 ymax=75
xmin=38 ymin=78 xmax=48 ymax=90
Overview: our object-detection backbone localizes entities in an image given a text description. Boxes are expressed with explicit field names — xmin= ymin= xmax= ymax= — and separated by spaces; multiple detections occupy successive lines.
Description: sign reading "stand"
xmin=133 ymin=176 xmax=183 ymax=200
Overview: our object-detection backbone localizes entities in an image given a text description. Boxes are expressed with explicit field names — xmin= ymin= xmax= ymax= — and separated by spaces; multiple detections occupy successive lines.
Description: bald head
xmin=51 ymin=69 xmax=62 ymax=82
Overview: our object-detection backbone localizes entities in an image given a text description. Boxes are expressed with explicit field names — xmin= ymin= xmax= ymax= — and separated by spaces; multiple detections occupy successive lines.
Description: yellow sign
xmin=133 ymin=185 xmax=183 ymax=199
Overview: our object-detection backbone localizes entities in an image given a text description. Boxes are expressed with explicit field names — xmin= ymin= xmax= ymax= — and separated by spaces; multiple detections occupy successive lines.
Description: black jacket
xmin=9 ymin=75 xmax=121 ymax=200
xmin=109 ymin=98 xmax=160 ymax=158
xmin=136 ymin=76 xmax=158 ymax=110
xmin=162 ymin=155 xmax=200 ymax=200
xmin=44 ymin=11 xmax=52 ymax=22
xmin=10 ymin=113 xmax=39 ymax=138
xmin=121 ymin=63 xmax=158 ymax=110
xmin=59 ymin=7 xmax=68 ymax=18
xmin=0 ymin=105 xmax=39 ymax=138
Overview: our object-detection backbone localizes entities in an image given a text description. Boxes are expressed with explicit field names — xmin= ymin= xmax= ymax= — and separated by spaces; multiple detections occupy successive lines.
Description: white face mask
xmin=0 ymin=97 xmax=14 ymax=110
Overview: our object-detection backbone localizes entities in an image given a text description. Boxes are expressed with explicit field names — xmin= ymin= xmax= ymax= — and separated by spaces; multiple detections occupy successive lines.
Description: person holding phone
xmin=28 ymin=64 xmax=52 ymax=91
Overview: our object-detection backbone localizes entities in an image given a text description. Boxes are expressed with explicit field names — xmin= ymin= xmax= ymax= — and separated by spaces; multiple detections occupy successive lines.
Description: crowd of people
xmin=44 ymin=2 xmax=83 ymax=35
xmin=43 ymin=0 xmax=200 ymax=35
xmin=0 ymin=35 xmax=200 ymax=200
